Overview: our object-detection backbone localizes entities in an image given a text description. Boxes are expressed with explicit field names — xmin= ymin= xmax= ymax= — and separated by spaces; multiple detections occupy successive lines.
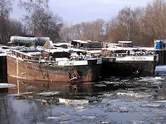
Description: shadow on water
xmin=1 ymin=76 xmax=166 ymax=124
xmin=6 ymin=78 xmax=103 ymax=96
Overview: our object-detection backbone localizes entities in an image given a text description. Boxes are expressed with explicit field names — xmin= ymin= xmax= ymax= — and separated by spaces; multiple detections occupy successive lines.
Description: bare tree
xmin=8 ymin=19 xmax=26 ymax=36
xmin=0 ymin=0 xmax=11 ymax=44
xmin=19 ymin=0 xmax=49 ymax=12
xmin=20 ymin=0 xmax=63 ymax=42
xmin=61 ymin=23 xmax=82 ymax=41
xmin=61 ymin=19 xmax=106 ymax=41
xmin=0 ymin=0 xmax=25 ymax=44
xmin=106 ymin=7 xmax=144 ymax=45
xmin=106 ymin=0 xmax=166 ymax=46
xmin=142 ymin=0 xmax=166 ymax=42
xmin=30 ymin=8 xmax=62 ymax=41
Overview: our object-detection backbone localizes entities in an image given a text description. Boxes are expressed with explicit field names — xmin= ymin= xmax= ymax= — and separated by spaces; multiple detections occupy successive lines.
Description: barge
xmin=102 ymin=41 xmax=156 ymax=77
xmin=7 ymin=47 xmax=102 ymax=83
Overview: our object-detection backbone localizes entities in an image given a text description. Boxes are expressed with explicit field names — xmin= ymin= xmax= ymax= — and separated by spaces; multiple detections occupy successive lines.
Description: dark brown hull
xmin=7 ymin=56 xmax=101 ymax=83
xmin=102 ymin=61 xmax=155 ymax=77
xmin=0 ymin=56 xmax=7 ymax=82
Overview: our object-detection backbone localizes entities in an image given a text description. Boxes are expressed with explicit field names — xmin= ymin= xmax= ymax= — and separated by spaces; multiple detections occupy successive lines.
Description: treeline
xmin=61 ymin=0 xmax=166 ymax=46
xmin=0 ymin=0 xmax=62 ymax=44
xmin=0 ymin=0 xmax=166 ymax=46
xmin=0 ymin=0 xmax=25 ymax=44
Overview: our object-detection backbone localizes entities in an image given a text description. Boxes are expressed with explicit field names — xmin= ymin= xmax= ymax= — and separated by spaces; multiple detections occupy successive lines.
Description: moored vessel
xmin=102 ymin=41 xmax=156 ymax=77
xmin=7 ymin=47 xmax=102 ymax=83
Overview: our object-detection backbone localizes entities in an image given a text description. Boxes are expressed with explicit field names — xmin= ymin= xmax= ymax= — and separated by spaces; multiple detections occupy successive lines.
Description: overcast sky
xmin=11 ymin=0 xmax=153 ymax=24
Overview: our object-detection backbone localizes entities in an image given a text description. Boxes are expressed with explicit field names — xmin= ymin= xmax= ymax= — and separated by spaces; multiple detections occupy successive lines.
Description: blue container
xmin=154 ymin=40 xmax=164 ymax=49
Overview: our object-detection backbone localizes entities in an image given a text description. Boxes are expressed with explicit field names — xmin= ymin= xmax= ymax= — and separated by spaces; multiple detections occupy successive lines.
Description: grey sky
xmin=11 ymin=0 xmax=153 ymax=24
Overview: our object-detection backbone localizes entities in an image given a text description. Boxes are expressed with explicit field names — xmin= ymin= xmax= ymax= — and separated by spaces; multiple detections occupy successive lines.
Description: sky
xmin=11 ymin=0 xmax=153 ymax=24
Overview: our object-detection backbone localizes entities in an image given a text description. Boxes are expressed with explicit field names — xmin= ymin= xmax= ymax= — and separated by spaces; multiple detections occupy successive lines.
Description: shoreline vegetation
xmin=0 ymin=0 xmax=166 ymax=46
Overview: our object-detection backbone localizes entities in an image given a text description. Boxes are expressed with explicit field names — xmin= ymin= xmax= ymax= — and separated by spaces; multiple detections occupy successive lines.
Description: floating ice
xmin=37 ymin=91 xmax=60 ymax=96
xmin=59 ymin=98 xmax=89 ymax=105
xmin=0 ymin=83 xmax=16 ymax=89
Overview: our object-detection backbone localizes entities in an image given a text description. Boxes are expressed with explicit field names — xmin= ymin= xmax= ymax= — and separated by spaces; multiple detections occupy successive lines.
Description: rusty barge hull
xmin=7 ymin=56 xmax=101 ymax=82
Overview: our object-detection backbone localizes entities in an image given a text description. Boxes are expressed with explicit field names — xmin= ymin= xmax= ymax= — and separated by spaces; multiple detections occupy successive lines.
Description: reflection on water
xmin=1 ymin=77 xmax=166 ymax=124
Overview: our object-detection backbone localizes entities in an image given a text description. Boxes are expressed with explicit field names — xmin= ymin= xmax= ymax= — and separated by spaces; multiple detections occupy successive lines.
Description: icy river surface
xmin=1 ymin=77 xmax=166 ymax=124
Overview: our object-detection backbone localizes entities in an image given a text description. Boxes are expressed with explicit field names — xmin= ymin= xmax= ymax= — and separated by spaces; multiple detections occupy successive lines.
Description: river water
xmin=1 ymin=77 xmax=166 ymax=124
